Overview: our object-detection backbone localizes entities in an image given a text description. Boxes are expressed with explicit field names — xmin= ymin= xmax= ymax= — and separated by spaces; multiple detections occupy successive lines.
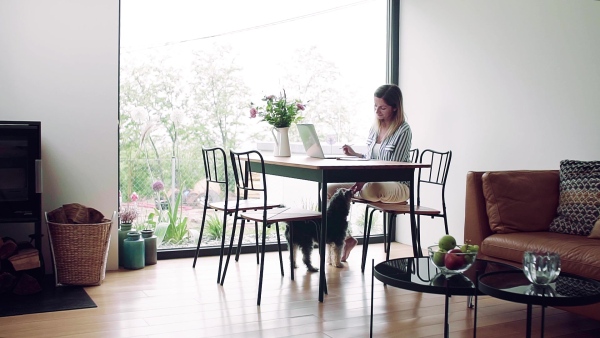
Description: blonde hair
xmin=373 ymin=84 xmax=405 ymax=139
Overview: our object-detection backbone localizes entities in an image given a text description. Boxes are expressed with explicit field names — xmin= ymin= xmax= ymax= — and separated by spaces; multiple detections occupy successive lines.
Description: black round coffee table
xmin=478 ymin=270 xmax=600 ymax=338
xmin=370 ymin=257 xmax=518 ymax=338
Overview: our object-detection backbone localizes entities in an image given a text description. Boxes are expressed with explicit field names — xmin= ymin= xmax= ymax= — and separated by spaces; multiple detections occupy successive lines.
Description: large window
xmin=119 ymin=0 xmax=394 ymax=254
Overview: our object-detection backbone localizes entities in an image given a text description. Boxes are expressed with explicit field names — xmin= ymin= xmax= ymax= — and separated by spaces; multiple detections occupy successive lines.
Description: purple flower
xmin=296 ymin=103 xmax=306 ymax=111
xmin=130 ymin=192 xmax=139 ymax=202
xmin=265 ymin=95 xmax=276 ymax=100
xmin=152 ymin=180 xmax=165 ymax=192
xmin=119 ymin=206 xmax=138 ymax=223
xmin=249 ymin=107 xmax=258 ymax=118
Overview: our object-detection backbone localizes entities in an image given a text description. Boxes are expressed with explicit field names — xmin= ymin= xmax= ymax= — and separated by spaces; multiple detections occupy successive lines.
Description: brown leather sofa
xmin=463 ymin=170 xmax=600 ymax=321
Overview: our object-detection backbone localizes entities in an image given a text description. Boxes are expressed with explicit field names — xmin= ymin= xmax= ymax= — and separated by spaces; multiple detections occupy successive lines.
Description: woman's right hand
xmin=350 ymin=182 xmax=366 ymax=194
xmin=342 ymin=144 xmax=359 ymax=157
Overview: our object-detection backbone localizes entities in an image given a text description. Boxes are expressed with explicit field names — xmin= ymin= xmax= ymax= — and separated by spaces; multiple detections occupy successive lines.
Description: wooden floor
xmin=2 ymin=243 xmax=600 ymax=337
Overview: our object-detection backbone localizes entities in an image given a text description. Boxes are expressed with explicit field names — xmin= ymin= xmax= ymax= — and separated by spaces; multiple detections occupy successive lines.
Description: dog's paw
xmin=307 ymin=266 xmax=319 ymax=272
xmin=334 ymin=262 xmax=344 ymax=268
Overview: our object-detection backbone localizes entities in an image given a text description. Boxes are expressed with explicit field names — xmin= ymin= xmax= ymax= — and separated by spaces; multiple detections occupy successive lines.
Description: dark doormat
xmin=0 ymin=276 xmax=97 ymax=317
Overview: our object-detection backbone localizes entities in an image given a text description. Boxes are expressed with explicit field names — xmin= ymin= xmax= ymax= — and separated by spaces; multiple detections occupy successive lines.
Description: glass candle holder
xmin=525 ymin=284 xmax=556 ymax=297
xmin=523 ymin=251 xmax=561 ymax=285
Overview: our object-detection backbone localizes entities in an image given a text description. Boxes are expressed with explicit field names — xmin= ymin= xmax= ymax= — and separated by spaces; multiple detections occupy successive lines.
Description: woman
xmin=329 ymin=84 xmax=412 ymax=261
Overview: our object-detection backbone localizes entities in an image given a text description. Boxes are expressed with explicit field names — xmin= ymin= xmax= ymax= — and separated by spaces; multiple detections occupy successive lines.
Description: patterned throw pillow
xmin=589 ymin=219 xmax=600 ymax=239
xmin=549 ymin=160 xmax=600 ymax=236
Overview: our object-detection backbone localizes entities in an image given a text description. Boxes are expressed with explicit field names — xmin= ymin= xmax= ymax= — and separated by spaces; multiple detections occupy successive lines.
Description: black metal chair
xmin=191 ymin=146 xmax=282 ymax=283
xmin=360 ymin=149 xmax=452 ymax=272
xmin=352 ymin=148 xmax=419 ymax=256
xmin=221 ymin=149 xmax=322 ymax=306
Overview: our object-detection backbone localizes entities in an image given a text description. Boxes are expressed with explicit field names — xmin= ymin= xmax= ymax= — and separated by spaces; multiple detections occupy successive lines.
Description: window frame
xmin=118 ymin=1 xmax=401 ymax=260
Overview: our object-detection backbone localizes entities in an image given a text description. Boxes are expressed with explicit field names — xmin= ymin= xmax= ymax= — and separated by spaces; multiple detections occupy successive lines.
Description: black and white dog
xmin=284 ymin=188 xmax=354 ymax=272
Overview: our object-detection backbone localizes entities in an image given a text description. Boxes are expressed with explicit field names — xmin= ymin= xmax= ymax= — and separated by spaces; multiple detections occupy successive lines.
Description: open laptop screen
xmin=297 ymin=123 xmax=329 ymax=158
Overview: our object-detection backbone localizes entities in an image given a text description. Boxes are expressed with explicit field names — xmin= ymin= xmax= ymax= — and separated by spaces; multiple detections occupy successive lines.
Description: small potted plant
xmin=119 ymin=207 xmax=138 ymax=226
xmin=118 ymin=206 xmax=139 ymax=267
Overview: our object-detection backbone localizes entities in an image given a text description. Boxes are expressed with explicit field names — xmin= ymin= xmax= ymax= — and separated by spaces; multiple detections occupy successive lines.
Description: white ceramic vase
xmin=271 ymin=127 xmax=291 ymax=157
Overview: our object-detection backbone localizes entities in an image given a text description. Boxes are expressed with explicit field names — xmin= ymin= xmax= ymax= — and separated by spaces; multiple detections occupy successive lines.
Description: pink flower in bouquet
xmin=152 ymin=180 xmax=165 ymax=192
xmin=130 ymin=192 xmax=138 ymax=202
xmin=296 ymin=103 xmax=306 ymax=111
xmin=249 ymin=107 xmax=258 ymax=118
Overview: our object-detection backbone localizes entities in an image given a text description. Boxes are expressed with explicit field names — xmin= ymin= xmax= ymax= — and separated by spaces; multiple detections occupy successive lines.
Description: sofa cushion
xmin=482 ymin=171 xmax=559 ymax=234
xmin=588 ymin=219 xmax=600 ymax=239
xmin=549 ymin=160 xmax=600 ymax=236
xmin=481 ymin=232 xmax=600 ymax=281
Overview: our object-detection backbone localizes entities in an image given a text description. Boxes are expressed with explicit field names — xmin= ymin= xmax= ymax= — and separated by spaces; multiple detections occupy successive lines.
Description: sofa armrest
xmin=463 ymin=171 xmax=493 ymax=246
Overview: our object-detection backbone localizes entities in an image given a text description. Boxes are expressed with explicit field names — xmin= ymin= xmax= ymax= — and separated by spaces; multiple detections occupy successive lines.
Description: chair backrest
xmin=202 ymin=146 xmax=229 ymax=203
xmin=229 ymin=149 xmax=268 ymax=204
xmin=416 ymin=149 xmax=452 ymax=207
xmin=409 ymin=148 xmax=419 ymax=163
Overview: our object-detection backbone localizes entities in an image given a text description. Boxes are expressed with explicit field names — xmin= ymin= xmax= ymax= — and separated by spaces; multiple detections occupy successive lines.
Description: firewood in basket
xmin=88 ymin=208 xmax=105 ymax=223
xmin=47 ymin=207 xmax=68 ymax=223
xmin=63 ymin=203 xmax=90 ymax=224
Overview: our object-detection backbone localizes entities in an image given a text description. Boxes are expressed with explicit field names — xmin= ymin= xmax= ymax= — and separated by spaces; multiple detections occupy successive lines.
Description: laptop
xmin=297 ymin=123 xmax=359 ymax=160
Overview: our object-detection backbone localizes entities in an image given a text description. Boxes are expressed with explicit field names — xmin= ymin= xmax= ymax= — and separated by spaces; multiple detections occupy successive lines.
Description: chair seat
xmin=365 ymin=202 xmax=441 ymax=215
xmin=209 ymin=199 xmax=281 ymax=212
xmin=240 ymin=207 xmax=322 ymax=224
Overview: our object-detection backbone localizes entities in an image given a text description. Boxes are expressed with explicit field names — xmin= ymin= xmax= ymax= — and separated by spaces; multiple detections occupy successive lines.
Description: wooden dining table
xmin=248 ymin=154 xmax=430 ymax=302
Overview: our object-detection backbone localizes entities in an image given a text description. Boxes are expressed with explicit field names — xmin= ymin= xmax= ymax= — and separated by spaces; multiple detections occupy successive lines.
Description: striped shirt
xmin=363 ymin=122 xmax=412 ymax=186
xmin=365 ymin=121 xmax=412 ymax=162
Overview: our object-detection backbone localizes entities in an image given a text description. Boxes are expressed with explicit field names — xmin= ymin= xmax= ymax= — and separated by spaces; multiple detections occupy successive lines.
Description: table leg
xmin=370 ymin=259 xmax=374 ymax=338
xmin=474 ymin=272 xmax=479 ymax=338
xmin=318 ymin=179 xmax=328 ymax=302
xmin=290 ymin=223 xmax=295 ymax=281
xmin=409 ymin=172 xmax=419 ymax=257
xmin=473 ymin=293 xmax=478 ymax=338
xmin=541 ymin=306 xmax=545 ymax=338
xmin=444 ymin=293 xmax=450 ymax=338
xmin=526 ymin=304 xmax=532 ymax=338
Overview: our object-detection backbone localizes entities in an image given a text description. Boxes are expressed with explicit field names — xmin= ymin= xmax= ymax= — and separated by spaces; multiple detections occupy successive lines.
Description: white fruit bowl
xmin=428 ymin=244 xmax=477 ymax=275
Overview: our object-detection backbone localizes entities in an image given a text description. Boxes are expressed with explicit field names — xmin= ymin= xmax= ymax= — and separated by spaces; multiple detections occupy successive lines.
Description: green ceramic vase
xmin=123 ymin=231 xmax=145 ymax=270
xmin=118 ymin=223 xmax=132 ymax=267
xmin=141 ymin=229 xmax=157 ymax=265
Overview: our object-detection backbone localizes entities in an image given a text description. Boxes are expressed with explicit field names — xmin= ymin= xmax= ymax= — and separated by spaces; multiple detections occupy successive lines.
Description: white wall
xmin=1 ymin=0 xmax=597 ymax=270
xmin=0 ymin=1 xmax=120 ymax=272
xmin=397 ymin=0 xmax=600 ymax=248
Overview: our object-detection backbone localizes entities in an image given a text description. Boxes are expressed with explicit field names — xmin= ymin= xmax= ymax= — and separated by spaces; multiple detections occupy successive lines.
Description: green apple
xmin=460 ymin=244 xmax=479 ymax=253
xmin=432 ymin=249 xmax=447 ymax=267
xmin=438 ymin=235 xmax=457 ymax=251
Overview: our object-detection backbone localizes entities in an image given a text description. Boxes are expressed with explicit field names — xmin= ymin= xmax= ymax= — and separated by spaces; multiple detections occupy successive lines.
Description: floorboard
xmin=1 ymin=243 xmax=598 ymax=337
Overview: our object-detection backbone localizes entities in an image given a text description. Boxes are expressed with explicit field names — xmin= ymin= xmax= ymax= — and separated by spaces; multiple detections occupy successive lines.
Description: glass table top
xmin=373 ymin=257 xmax=518 ymax=296
xmin=478 ymin=270 xmax=600 ymax=307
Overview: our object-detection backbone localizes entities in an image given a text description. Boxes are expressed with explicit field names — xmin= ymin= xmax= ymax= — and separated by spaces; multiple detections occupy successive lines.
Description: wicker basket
xmin=46 ymin=214 xmax=113 ymax=286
